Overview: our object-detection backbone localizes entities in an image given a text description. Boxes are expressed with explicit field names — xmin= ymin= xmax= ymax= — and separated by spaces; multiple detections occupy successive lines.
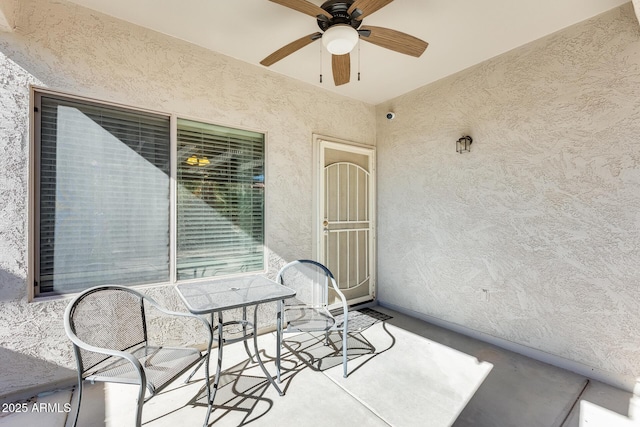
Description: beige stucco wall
xmin=0 ymin=0 xmax=375 ymax=397
xmin=376 ymin=3 xmax=640 ymax=389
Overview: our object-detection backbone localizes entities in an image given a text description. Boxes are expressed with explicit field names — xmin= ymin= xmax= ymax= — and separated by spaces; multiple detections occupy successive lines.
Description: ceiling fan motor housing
xmin=317 ymin=0 xmax=362 ymax=31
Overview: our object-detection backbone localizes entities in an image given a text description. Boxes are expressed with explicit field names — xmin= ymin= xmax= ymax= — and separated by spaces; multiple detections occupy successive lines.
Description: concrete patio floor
xmin=0 ymin=306 xmax=637 ymax=427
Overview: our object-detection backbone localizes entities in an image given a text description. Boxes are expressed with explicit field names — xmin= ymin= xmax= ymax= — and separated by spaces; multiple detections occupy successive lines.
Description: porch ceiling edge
xmin=0 ymin=0 xmax=16 ymax=32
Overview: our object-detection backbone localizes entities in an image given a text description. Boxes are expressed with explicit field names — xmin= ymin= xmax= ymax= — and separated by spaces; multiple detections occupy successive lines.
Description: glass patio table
xmin=175 ymin=275 xmax=296 ymax=427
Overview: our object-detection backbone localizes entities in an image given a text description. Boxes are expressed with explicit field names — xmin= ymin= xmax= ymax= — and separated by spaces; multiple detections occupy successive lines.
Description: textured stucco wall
xmin=376 ymin=3 xmax=640 ymax=388
xmin=0 ymin=0 xmax=375 ymax=397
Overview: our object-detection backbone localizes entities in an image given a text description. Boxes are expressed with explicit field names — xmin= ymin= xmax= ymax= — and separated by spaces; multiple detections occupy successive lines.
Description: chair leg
xmin=185 ymin=357 xmax=206 ymax=384
xmin=135 ymin=384 xmax=145 ymax=427
xmin=342 ymin=330 xmax=348 ymax=378
xmin=342 ymin=314 xmax=348 ymax=378
xmin=69 ymin=376 xmax=82 ymax=427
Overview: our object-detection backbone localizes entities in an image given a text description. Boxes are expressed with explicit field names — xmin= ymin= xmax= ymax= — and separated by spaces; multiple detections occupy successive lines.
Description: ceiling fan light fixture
xmin=322 ymin=24 xmax=359 ymax=55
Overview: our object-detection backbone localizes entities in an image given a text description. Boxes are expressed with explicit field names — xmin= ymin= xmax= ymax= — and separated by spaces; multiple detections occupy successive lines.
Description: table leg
xmin=202 ymin=342 xmax=211 ymax=427
xmin=204 ymin=311 xmax=224 ymax=427
xmin=276 ymin=299 xmax=282 ymax=383
xmin=242 ymin=306 xmax=255 ymax=363
xmin=252 ymin=304 xmax=284 ymax=396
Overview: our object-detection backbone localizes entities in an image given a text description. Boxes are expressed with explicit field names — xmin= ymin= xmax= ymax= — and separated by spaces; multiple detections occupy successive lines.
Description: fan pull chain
xmin=357 ymin=42 xmax=361 ymax=81
xmin=319 ymin=42 xmax=323 ymax=83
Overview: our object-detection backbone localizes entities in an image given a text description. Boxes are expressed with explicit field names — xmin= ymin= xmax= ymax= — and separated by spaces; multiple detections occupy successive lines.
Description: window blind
xmin=176 ymin=119 xmax=265 ymax=280
xmin=38 ymin=95 xmax=171 ymax=293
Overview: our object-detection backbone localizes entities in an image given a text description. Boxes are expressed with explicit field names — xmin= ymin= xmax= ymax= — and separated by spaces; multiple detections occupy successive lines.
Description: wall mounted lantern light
xmin=456 ymin=135 xmax=473 ymax=154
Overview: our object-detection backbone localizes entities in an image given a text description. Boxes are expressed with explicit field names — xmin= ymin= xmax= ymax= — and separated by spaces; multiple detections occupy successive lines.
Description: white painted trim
xmin=169 ymin=115 xmax=178 ymax=284
xmin=379 ymin=300 xmax=636 ymax=393
xmin=347 ymin=295 xmax=375 ymax=306
xmin=312 ymin=134 xmax=377 ymax=303
xmin=262 ymin=130 xmax=270 ymax=276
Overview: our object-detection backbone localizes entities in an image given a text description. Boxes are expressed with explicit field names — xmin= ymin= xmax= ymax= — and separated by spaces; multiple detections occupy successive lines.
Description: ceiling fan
xmin=260 ymin=0 xmax=429 ymax=86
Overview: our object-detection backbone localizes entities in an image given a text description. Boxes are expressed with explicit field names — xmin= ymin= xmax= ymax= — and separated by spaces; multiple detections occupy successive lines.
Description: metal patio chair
xmin=276 ymin=259 xmax=349 ymax=379
xmin=63 ymin=285 xmax=212 ymax=427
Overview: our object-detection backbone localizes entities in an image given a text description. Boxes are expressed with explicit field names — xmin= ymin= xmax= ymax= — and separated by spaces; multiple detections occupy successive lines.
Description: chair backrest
xmin=276 ymin=260 xmax=336 ymax=309
xmin=65 ymin=286 xmax=147 ymax=374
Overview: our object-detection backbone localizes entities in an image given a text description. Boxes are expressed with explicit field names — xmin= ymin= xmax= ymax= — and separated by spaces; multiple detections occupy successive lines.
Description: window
xmin=34 ymin=91 xmax=265 ymax=295
xmin=36 ymin=95 xmax=171 ymax=294
xmin=176 ymin=119 xmax=265 ymax=280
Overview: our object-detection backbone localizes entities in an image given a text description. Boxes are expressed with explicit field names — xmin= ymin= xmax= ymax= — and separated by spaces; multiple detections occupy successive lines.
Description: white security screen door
xmin=314 ymin=137 xmax=375 ymax=305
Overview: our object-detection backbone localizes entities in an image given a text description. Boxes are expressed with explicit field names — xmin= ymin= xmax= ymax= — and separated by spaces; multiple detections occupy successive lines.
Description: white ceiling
xmin=66 ymin=0 xmax=628 ymax=105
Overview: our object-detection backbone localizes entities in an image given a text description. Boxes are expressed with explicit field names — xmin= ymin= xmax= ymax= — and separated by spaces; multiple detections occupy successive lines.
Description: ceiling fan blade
xmin=348 ymin=0 xmax=393 ymax=20
xmin=332 ymin=54 xmax=350 ymax=86
xmin=269 ymin=0 xmax=332 ymax=19
xmin=359 ymin=25 xmax=428 ymax=57
xmin=260 ymin=32 xmax=322 ymax=66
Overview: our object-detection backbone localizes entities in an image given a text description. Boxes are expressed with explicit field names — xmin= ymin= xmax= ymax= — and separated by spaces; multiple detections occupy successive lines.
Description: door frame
xmin=312 ymin=134 xmax=376 ymax=304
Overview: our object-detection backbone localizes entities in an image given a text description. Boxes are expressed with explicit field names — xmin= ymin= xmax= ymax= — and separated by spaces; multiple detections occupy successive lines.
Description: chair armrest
xmin=329 ymin=278 xmax=348 ymax=307
xmin=329 ymin=278 xmax=349 ymax=329
xmin=143 ymin=295 xmax=208 ymax=323
xmin=141 ymin=295 xmax=213 ymax=347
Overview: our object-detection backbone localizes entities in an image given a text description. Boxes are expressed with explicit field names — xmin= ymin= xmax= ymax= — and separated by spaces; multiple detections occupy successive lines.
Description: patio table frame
xmin=175 ymin=275 xmax=296 ymax=427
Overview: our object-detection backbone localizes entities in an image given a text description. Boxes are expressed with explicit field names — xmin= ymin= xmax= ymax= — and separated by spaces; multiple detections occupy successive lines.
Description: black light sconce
xmin=456 ymin=135 xmax=473 ymax=154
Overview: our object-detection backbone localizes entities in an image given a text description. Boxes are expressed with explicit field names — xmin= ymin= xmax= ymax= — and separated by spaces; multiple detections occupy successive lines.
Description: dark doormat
xmin=282 ymin=307 xmax=394 ymax=374
xmin=333 ymin=307 xmax=393 ymax=332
